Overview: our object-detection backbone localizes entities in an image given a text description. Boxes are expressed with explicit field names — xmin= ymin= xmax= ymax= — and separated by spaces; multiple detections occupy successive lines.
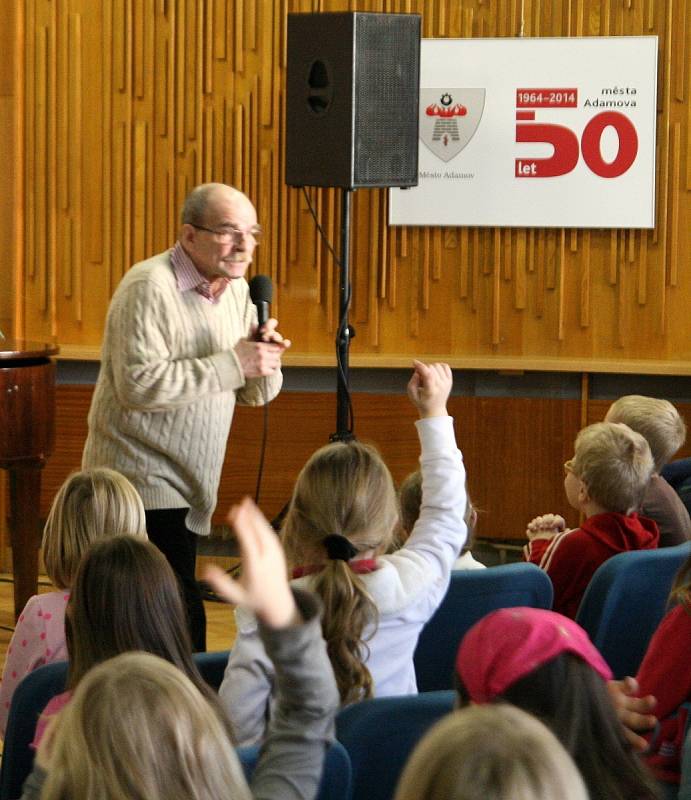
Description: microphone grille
xmin=248 ymin=274 xmax=273 ymax=304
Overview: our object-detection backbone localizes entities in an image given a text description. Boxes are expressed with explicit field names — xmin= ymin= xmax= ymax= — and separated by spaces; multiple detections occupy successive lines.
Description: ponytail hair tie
xmin=323 ymin=534 xmax=358 ymax=562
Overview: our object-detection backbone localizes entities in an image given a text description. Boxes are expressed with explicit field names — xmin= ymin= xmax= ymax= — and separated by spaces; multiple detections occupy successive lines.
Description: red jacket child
xmin=524 ymin=421 xmax=658 ymax=619
xmin=525 ymin=512 xmax=659 ymax=618
xmin=636 ymin=597 xmax=691 ymax=785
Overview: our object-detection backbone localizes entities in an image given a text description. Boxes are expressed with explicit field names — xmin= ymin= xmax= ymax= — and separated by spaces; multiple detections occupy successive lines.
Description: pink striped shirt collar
xmin=170 ymin=241 xmax=229 ymax=304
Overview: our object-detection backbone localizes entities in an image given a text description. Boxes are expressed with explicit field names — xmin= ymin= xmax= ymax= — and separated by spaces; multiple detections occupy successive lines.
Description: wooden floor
xmin=0 ymin=562 xmax=239 ymax=665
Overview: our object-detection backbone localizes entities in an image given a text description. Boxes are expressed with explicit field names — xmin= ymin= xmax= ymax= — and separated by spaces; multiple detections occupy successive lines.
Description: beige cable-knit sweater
xmin=82 ymin=250 xmax=282 ymax=535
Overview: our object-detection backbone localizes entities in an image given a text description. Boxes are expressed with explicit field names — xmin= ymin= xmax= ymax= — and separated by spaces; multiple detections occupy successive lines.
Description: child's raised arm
xmin=387 ymin=360 xmax=466 ymax=614
xmin=206 ymin=499 xmax=339 ymax=800
xmin=204 ymin=498 xmax=297 ymax=630
xmin=407 ymin=360 xmax=452 ymax=419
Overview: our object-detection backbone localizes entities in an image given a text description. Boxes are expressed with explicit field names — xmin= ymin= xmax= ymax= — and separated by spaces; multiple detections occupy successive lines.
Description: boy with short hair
xmin=524 ymin=421 xmax=659 ymax=618
xmin=605 ymin=395 xmax=690 ymax=547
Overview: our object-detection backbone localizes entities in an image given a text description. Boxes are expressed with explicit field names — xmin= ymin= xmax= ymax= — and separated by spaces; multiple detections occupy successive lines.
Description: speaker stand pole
xmin=268 ymin=187 xmax=355 ymax=533
xmin=331 ymin=187 xmax=355 ymax=443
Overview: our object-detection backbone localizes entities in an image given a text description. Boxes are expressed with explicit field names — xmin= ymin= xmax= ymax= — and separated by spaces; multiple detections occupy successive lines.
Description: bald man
xmin=83 ymin=184 xmax=289 ymax=649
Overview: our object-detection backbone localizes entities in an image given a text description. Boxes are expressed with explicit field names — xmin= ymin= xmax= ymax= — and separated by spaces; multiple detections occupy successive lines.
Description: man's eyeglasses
xmin=191 ymin=223 xmax=263 ymax=245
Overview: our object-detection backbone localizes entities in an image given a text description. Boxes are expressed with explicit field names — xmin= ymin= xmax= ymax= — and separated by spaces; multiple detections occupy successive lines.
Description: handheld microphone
xmin=248 ymin=274 xmax=273 ymax=341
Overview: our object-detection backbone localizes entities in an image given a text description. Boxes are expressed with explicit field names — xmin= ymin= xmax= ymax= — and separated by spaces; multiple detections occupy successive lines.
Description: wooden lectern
xmin=0 ymin=341 xmax=58 ymax=619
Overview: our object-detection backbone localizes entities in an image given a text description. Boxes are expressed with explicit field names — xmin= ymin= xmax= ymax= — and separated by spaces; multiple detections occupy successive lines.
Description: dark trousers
xmin=145 ymin=508 xmax=207 ymax=652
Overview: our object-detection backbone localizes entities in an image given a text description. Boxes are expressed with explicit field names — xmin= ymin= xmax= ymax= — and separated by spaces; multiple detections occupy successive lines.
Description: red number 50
xmin=515 ymin=111 xmax=638 ymax=178
xmin=580 ymin=112 xmax=638 ymax=178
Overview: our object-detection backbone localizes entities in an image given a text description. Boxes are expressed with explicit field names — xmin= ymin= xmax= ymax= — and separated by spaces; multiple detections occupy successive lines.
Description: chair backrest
xmin=413 ymin=563 xmax=554 ymax=691
xmin=661 ymin=457 xmax=691 ymax=491
xmin=661 ymin=459 xmax=691 ymax=525
xmin=0 ymin=661 xmax=68 ymax=800
xmin=193 ymin=649 xmax=230 ymax=691
xmin=0 ymin=652 xmax=229 ymax=800
xmin=576 ymin=542 xmax=691 ymax=679
xmin=335 ymin=691 xmax=454 ymax=800
xmin=237 ymin=739 xmax=352 ymax=800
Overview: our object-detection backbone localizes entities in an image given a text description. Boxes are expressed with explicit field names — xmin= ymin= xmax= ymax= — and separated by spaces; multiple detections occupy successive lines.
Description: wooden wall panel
xmin=0 ymin=386 xmax=581 ymax=569
xmin=3 ymin=0 xmax=689 ymax=371
xmin=0 ymin=2 xmax=18 ymax=339
xmin=0 ymin=1 xmax=20 ymax=577
xmin=5 ymin=384 xmax=691 ymax=571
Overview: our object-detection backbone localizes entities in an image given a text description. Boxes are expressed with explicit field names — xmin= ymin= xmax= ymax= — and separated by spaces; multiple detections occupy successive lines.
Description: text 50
xmin=515 ymin=111 xmax=638 ymax=178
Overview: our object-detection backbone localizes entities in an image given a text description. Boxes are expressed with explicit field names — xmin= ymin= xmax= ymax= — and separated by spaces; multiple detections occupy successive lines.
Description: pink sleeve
xmin=0 ymin=595 xmax=50 ymax=736
xmin=31 ymin=691 xmax=71 ymax=750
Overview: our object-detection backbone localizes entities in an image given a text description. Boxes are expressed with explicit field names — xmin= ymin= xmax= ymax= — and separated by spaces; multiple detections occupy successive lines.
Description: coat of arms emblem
xmin=419 ymin=89 xmax=486 ymax=162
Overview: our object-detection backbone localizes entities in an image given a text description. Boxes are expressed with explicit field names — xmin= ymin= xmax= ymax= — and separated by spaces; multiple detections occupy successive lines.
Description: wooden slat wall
xmin=0 ymin=385 xmax=588 ymax=567
xmin=5 ymin=0 xmax=690 ymax=370
xmin=0 ymin=1 xmax=20 ymax=578
xmin=0 ymin=1 xmax=18 ymax=338
xmin=3 ymin=384 xmax=691 ymax=571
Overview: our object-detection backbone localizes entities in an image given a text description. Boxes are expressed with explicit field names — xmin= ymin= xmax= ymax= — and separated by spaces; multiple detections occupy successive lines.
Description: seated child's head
xmin=454 ymin=607 xmax=658 ymax=800
xmin=565 ymin=422 xmax=654 ymax=515
xmin=42 ymin=468 xmax=147 ymax=590
xmin=39 ymin=652 xmax=249 ymax=800
xmin=605 ymin=394 xmax=686 ymax=472
xmin=398 ymin=470 xmax=423 ymax=542
xmin=398 ymin=470 xmax=477 ymax=552
xmin=65 ymin=535 xmax=219 ymax=714
xmin=394 ymin=703 xmax=589 ymax=800
xmin=281 ymin=440 xmax=398 ymax=704
xmin=283 ymin=440 xmax=398 ymax=563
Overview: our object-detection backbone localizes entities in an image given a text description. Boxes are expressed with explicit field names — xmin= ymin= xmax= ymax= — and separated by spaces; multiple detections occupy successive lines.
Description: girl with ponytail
xmin=219 ymin=361 xmax=468 ymax=746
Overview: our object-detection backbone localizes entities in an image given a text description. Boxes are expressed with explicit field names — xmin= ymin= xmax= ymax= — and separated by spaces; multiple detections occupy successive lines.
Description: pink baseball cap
xmin=455 ymin=607 xmax=612 ymax=703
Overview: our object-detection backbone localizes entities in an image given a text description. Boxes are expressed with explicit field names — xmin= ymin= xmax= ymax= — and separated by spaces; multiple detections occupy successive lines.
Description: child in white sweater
xmin=220 ymin=361 xmax=467 ymax=745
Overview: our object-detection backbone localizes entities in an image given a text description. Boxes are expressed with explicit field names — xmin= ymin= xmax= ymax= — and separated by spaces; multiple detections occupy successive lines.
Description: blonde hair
xmin=394 ymin=704 xmax=589 ymax=800
xmin=571 ymin=422 xmax=654 ymax=514
xmin=670 ymin=550 xmax=691 ymax=610
xmin=282 ymin=440 xmax=398 ymax=704
xmin=39 ymin=652 xmax=250 ymax=800
xmin=42 ymin=468 xmax=147 ymax=589
xmin=606 ymin=395 xmax=686 ymax=471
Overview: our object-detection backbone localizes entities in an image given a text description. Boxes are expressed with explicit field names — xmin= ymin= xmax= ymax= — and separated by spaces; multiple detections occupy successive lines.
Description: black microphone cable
xmin=254 ymin=382 xmax=270 ymax=507
xmin=202 ymin=286 xmax=276 ymax=596
xmin=248 ymin=273 xmax=276 ymax=507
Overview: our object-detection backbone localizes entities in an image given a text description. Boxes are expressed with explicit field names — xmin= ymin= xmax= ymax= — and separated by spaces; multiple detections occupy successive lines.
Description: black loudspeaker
xmin=285 ymin=12 xmax=421 ymax=189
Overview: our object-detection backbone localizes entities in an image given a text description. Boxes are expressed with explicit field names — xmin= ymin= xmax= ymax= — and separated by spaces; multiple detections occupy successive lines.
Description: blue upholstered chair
xmin=662 ymin=457 xmax=691 ymax=519
xmin=576 ymin=542 xmax=691 ymax=679
xmin=335 ymin=691 xmax=455 ymax=800
xmin=413 ymin=563 xmax=554 ymax=692
xmin=0 ymin=651 xmax=231 ymax=800
xmin=194 ymin=648 xmax=230 ymax=690
xmin=237 ymin=739 xmax=352 ymax=800
xmin=0 ymin=661 xmax=68 ymax=800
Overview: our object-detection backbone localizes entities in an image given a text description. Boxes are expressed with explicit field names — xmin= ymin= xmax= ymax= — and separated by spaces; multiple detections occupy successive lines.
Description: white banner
xmin=389 ymin=37 xmax=658 ymax=228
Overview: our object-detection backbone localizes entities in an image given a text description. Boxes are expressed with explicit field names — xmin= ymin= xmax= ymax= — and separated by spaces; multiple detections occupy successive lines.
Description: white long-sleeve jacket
xmin=220 ymin=415 xmax=467 ymax=746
